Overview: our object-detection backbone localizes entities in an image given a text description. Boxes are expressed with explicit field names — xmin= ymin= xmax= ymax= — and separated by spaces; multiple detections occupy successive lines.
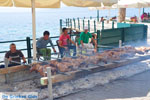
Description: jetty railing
xmin=60 ymin=17 xmax=116 ymax=33
xmin=0 ymin=36 xmax=60 ymax=64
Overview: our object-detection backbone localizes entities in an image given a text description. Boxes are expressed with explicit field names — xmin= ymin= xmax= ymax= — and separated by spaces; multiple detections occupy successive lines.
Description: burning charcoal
xmin=79 ymin=62 xmax=87 ymax=68
xmin=68 ymin=66 xmax=74 ymax=70
xmin=136 ymin=51 xmax=145 ymax=54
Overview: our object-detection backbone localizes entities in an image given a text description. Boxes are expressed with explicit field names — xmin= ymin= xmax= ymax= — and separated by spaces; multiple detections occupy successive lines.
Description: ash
xmin=1 ymin=59 xmax=150 ymax=100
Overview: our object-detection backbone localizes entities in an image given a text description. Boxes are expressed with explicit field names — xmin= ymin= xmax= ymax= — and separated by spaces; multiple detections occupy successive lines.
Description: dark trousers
xmin=60 ymin=45 xmax=76 ymax=58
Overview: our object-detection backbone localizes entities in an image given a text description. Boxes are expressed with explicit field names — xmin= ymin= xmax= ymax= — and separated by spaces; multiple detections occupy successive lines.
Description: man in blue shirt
xmin=36 ymin=31 xmax=56 ymax=60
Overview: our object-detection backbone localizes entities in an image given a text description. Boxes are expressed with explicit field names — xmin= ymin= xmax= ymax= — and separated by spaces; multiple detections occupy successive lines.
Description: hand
xmin=8 ymin=58 xmax=12 ymax=61
xmin=64 ymin=47 xmax=68 ymax=50
xmin=23 ymin=60 xmax=26 ymax=64
xmin=94 ymin=49 xmax=97 ymax=53
xmin=82 ymin=45 xmax=84 ymax=49
xmin=53 ymin=49 xmax=56 ymax=53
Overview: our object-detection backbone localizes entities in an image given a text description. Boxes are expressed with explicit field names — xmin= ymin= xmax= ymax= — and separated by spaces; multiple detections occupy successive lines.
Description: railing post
xmin=78 ymin=18 xmax=80 ymax=30
xmin=102 ymin=21 xmax=104 ymax=30
xmin=97 ymin=30 xmax=101 ymax=46
xmin=66 ymin=19 xmax=68 ymax=27
xmin=88 ymin=20 xmax=90 ymax=32
xmin=83 ymin=19 xmax=85 ymax=30
xmin=97 ymin=10 xmax=99 ymax=22
xmin=112 ymin=21 xmax=114 ymax=29
xmin=73 ymin=18 xmax=76 ymax=29
xmin=60 ymin=19 xmax=62 ymax=33
xmin=70 ymin=19 xmax=72 ymax=29
xmin=26 ymin=37 xmax=32 ymax=63
xmin=90 ymin=16 xmax=92 ymax=19
xmin=94 ymin=20 xmax=96 ymax=33
xmin=68 ymin=18 xmax=70 ymax=28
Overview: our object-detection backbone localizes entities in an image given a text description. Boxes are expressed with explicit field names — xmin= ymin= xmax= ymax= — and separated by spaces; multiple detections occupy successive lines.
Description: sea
xmin=0 ymin=7 xmax=150 ymax=61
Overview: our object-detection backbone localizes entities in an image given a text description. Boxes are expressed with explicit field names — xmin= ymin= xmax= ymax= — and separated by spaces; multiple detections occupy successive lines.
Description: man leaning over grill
xmin=36 ymin=31 xmax=56 ymax=60
xmin=79 ymin=27 xmax=97 ymax=53
xmin=59 ymin=28 xmax=76 ymax=58
xmin=4 ymin=43 xmax=26 ymax=67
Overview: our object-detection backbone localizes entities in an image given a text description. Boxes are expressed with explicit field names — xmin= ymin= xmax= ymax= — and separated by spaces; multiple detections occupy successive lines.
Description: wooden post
xmin=31 ymin=0 xmax=37 ymax=60
xmin=118 ymin=8 xmax=126 ymax=23
xmin=47 ymin=67 xmax=53 ymax=100
xmin=138 ymin=8 xmax=141 ymax=22
xmin=88 ymin=20 xmax=90 ymax=32
xmin=119 ymin=40 xmax=122 ymax=48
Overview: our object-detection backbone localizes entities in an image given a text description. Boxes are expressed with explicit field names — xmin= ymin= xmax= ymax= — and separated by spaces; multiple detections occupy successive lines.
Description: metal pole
xmin=60 ymin=19 xmax=62 ymax=33
xmin=90 ymin=16 xmax=92 ymax=19
xmin=66 ymin=19 xmax=68 ymax=27
xmin=70 ymin=19 xmax=72 ymax=29
xmin=31 ymin=0 xmax=37 ymax=60
xmin=112 ymin=21 xmax=114 ymax=29
xmin=102 ymin=21 xmax=104 ymax=30
xmin=83 ymin=19 xmax=85 ymax=30
xmin=4 ymin=58 xmax=9 ymax=83
xmin=78 ymin=18 xmax=80 ymax=30
xmin=73 ymin=18 xmax=76 ymax=29
xmin=94 ymin=20 xmax=96 ymax=33
xmin=88 ymin=20 xmax=90 ymax=32
xmin=97 ymin=30 xmax=101 ymax=46
xmin=68 ymin=18 xmax=70 ymax=27
xmin=97 ymin=10 xmax=99 ymax=22
xmin=47 ymin=67 xmax=53 ymax=100
xmin=26 ymin=37 xmax=32 ymax=63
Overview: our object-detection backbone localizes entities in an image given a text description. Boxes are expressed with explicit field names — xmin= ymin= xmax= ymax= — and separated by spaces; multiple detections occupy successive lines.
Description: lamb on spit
xmin=30 ymin=63 xmax=57 ymax=76
xmin=135 ymin=46 xmax=150 ymax=53
xmin=30 ymin=46 xmax=150 ymax=76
